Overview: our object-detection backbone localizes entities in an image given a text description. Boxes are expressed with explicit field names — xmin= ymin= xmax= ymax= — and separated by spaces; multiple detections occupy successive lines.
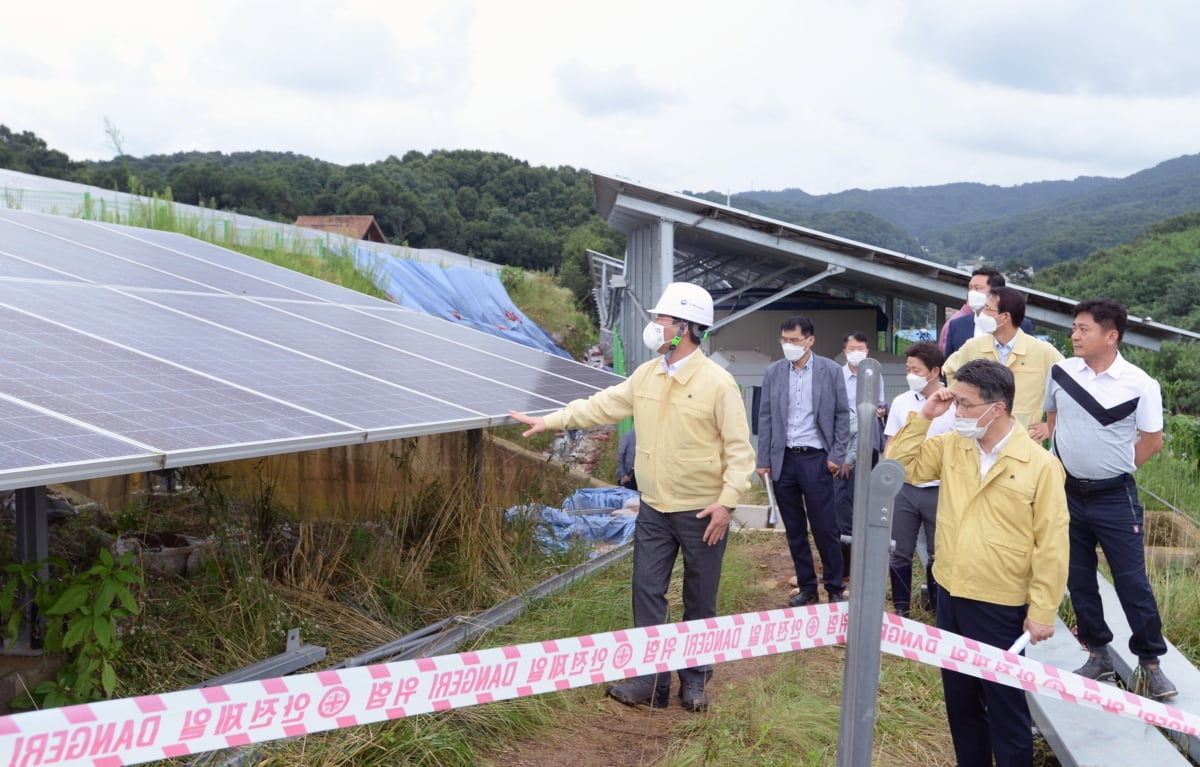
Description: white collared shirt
xmin=660 ymin=348 xmax=698 ymax=377
xmin=1043 ymin=353 xmax=1162 ymax=478
xmin=978 ymin=420 xmax=1017 ymax=479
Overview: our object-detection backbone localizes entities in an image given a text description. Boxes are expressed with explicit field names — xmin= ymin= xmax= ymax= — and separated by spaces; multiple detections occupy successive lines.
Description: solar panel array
xmin=0 ymin=208 xmax=621 ymax=490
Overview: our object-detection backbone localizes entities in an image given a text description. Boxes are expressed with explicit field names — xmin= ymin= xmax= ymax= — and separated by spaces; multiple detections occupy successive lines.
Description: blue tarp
xmin=353 ymin=246 xmax=572 ymax=359
xmin=506 ymin=487 xmax=640 ymax=555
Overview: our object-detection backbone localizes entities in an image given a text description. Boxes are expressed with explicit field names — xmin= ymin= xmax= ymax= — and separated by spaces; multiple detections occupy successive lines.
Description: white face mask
xmin=642 ymin=321 xmax=668 ymax=352
xmin=782 ymin=340 xmax=810 ymax=362
xmin=954 ymin=406 xmax=998 ymax=439
xmin=906 ymin=372 xmax=930 ymax=392
xmin=975 ymin=312 xmax=999 ymax=335
xmin=967 ymin=290 xmax=988 ymax=311
xmin=846 ymin=350 xmax=868 ymax=366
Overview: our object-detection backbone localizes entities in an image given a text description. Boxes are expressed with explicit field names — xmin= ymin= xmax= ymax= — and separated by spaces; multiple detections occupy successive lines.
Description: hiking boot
xmin=1136 ymin=663 xmax=1178 ymax=700
xmin=679 ymin=678 xmax=709 ymax=712
xmin=1073 ymin=646 xmax=1116 ymax=682
xmin=608 ymin=678 xmax=670 ymax=708
xmin=789 ymin=590 xmax=820 ymax=608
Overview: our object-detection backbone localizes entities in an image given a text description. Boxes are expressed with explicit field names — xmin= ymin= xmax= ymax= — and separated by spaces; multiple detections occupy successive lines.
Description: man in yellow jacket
xmin=943 ymin=286 xmax=1063 ymax=428
xmin=509 ymin=282 xmax=755 ymax=713
xmin=887 ymin=359 xmax=1068 ymax=767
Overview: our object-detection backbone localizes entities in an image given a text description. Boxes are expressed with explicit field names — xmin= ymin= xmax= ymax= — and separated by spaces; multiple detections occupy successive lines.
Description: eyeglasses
xmin=954 ymin=399 xmax=997 ymax=412
xmin=654 ymin=317 xmax=685 ymax=327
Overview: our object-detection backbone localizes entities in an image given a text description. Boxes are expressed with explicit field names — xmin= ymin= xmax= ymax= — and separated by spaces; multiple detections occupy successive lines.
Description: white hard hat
xmin=651 ymin=282 xmax=714 ymax=327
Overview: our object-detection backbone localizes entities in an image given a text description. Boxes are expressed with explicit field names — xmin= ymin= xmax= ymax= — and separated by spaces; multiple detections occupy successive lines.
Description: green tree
xmin=559 ymin=218 xmax=626 ymax=323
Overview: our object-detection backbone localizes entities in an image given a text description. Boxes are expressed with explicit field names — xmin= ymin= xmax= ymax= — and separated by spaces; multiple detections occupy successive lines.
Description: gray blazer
xmin=756 ymin=355 xmax=851 ymax=476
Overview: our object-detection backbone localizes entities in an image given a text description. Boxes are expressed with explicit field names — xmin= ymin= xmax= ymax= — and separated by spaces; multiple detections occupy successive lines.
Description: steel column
xmin=837 ymin=359 xmax=904 ymax=765
xmin=14 ymin=486 xmax=48 ymax=652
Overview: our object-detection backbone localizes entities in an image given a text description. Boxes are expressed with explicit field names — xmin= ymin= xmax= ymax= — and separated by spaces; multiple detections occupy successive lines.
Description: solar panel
xmin=0 ymin=221 xmax=224 ymax=292
xmin=0 ymin=395 xmax=150 ymax=475
xmin=0 ymin=208 xmax=624 ymax=490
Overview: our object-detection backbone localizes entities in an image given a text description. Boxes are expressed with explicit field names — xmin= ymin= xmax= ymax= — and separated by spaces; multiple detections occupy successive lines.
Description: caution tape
xmin=1 ymin=605 xmax=1196 ymax=766
xmin=0 ymin=604 xmax=850 ymax=766
xmin=879 ymin=611 xmax=1200 ymax=737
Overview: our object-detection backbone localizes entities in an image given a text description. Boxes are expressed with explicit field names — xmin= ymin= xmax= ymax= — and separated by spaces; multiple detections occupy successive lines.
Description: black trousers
xmin=776 ymin=448 xmax=843 ymax=593
xmin=631 ymin=501 xmax=726 ymax=687
xmin=1066 ymin=476 xmax=1167 ymax=661
xmin=936 ymin=585 xmax=1032 ymax=767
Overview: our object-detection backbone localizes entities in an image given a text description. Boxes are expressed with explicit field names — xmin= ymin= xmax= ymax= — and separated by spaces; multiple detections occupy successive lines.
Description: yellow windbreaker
xmin=887 ymin=413 xmax=1068 ymax=625
xmin=943 ymin=329 xmax=1064 ymax=427
xmin=542 ymin=353 xmax=755 ymax=512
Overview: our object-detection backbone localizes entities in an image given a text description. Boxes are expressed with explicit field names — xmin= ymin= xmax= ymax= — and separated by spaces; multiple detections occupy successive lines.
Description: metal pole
xmin=466 ymin=428 xmax=484 ymax=508
xmin=14 ymin=486 xmax=49 ymax=652
xmin=837 ymin=359 xmax=905 ymax=766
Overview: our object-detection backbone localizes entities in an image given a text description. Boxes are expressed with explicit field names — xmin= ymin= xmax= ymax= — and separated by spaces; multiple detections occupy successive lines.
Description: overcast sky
xmin=6 ymin=0 xmax=1199 ymax=196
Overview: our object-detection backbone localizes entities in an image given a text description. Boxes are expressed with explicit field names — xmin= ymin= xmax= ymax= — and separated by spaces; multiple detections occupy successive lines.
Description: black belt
xmin=786 ymin=445 xmax=823 ymax=453
xmin=1065 ymin=473 xmax=1133 ymax=495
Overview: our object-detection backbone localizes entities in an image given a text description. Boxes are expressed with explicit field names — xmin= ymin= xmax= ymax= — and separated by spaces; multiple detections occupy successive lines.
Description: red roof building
xmin=294 ymin=215 xmax=387 ymax=243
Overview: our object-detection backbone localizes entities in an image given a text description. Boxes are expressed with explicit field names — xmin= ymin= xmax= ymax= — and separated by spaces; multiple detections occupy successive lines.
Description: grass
xmin=1131 ymin=442 xmax=1200 ymax=664
xmin=82 ymin=186 xmax=389 ymax=300
xmin=662 ymin=653 xmax=955 ymax=767
xmin=500 ymin=265 xmax=597 ymax=360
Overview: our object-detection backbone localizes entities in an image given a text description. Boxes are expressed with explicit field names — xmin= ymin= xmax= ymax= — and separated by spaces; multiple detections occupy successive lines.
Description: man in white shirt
xmin=1042 ymin=298 xmax=1176 ymax=700
xmin=883 ymin=341 xmax=956 ymax=616
xmin=835 ymin=330 xmax=886 ymax=578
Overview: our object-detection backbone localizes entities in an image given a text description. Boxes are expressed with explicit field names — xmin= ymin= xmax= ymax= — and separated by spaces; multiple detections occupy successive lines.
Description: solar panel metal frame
xmin=0 ymin=208 xmax=622 ymax=491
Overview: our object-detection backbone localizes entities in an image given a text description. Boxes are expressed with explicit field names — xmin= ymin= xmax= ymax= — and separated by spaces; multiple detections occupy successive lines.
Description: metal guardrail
xmin=188 ymin=542 xmax=634 ymax=765
xmin=187 ymin=629 xmax=325 ymax=690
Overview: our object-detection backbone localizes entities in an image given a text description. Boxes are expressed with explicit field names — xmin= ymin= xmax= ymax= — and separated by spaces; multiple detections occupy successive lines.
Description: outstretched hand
xmin=507 ymin=410 xmax=547 ymax=438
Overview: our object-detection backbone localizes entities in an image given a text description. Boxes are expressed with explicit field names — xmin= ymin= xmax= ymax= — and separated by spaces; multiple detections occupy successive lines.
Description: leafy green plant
xmin=1 ymin=549 xmax=143 ymax=708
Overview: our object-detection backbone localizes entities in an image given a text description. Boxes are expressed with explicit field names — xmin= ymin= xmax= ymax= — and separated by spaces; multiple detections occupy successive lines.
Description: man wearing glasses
xmin=887 ymin=359 xmax=1068 ymax=767
xmin=944 ymin=286 xmax=1063 ymax=428
xmin=509 ymin=282 xmax=755 ymax=713
xmin=756 ymin=316 xmax=851 ymax=607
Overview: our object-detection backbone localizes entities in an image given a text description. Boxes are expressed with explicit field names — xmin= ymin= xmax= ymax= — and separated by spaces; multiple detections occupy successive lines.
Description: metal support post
xmin=13 ymin=486 xmax=49 ymax=653
xmin=466 ymin=428 xmax=484 ymax=507
xmin=837 ymin=360 xmax=905 ymax=765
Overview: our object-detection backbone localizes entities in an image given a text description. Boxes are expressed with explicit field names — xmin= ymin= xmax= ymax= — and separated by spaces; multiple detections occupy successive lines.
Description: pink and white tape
xmin=0 ymin=604 xmax=849 ymax=766
xmin=1 ymin=605 xmax=1195 ymax=767
xmin=879 ymin=612 xmax=1200 ymax=737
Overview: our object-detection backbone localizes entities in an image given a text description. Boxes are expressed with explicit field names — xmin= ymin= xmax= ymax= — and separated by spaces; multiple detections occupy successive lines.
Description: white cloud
xmin=554 ymin=61 xmax=677 ymax=117
xmin=901 ymin=0 xmax=1200 ymax=97
xmin=2 ymin=0 xmax=1198 ymax=194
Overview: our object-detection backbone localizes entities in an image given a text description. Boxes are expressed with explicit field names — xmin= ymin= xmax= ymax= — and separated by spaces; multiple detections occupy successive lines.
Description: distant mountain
xmin=688 ymin=191 xmax=926 ymax=258
xmin=6 ymin=122 xmax=1200 ymax=279
xmin=694 ymin=153 xmax=1200 ymax=272
xmin=923 ymin=154 xmax=1200 ymax=269
xmin=733 ymin=177 xmax=1115 ymax=240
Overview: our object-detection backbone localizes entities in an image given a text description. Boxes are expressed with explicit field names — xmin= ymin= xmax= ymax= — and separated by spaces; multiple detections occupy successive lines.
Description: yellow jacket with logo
xmin=943 ymin=329 xmax=1064 ymax=427
xmin=542 ymin=353 xmax=755 ymax=512
xmin=886 ymin=413 xmax=1068 ymax=625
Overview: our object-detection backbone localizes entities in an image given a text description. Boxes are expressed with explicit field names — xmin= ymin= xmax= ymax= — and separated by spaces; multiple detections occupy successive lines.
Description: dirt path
xmin=486 ymin=535 xmax=822 ymax=767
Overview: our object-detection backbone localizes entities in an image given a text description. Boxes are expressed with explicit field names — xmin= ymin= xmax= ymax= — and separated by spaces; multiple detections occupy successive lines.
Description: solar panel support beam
xmin=467 ymin=428 xmax=484 ymax=506
xmin=11 ymin=486 xmax=48 ymax=653
xmin=145 ymin=468 xmax=178 ymax=495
